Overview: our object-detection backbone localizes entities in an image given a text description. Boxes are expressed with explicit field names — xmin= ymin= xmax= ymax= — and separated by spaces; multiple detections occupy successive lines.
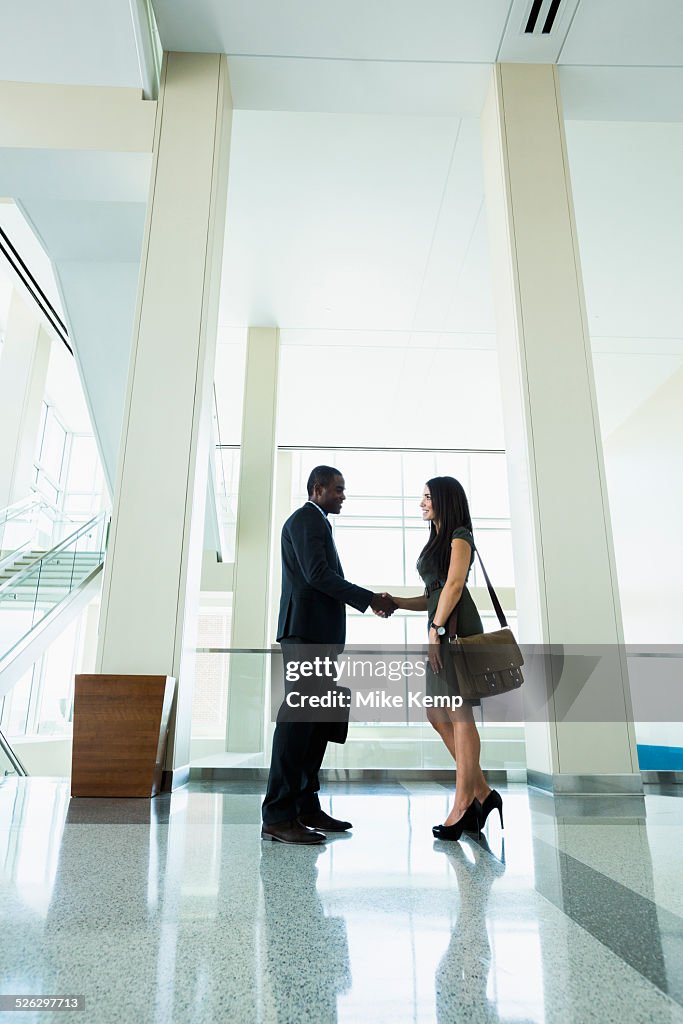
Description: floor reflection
xmin=260 ymin=845 xmax=351 ymax=1022
xmin=434 ymin=839 xmax=506 ymax=1023
xmin=0 ymin=779 xmax=682 ymax=1024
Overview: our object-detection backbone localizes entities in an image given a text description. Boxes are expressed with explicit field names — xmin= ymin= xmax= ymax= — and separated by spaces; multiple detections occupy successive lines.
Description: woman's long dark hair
xmin=418 ymin=476 xmax=473 ymax=578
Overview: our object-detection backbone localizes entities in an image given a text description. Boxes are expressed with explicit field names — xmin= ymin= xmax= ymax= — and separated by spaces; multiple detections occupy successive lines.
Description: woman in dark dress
xmin=388 ymin=476 xmax=501 ymax=840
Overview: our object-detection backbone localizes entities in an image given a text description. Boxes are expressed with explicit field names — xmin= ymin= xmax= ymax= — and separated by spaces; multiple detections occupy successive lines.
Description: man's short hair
xmin=306 ymin=465 xmax=342 ymax=497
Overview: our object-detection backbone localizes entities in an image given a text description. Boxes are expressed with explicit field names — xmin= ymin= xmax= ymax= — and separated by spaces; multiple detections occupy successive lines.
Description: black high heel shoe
xmin=432 ymin=799 xmax=482 ymax=841
xmin=479 ymin=789 xmax=504 ymax=830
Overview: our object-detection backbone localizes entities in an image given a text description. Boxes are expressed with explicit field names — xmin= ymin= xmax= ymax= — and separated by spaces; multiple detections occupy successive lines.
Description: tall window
xmin=33 ymin=403 xmax=67 ymax=508
xmin=213 ymin=446 xmax=240 ymax=562
xmin=62 ymin=435 xmax=104 ymax=519
xmin=288 ymin=448 xmax=515 ymax=644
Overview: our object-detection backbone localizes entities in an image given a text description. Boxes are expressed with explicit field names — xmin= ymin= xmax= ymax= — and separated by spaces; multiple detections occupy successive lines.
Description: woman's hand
xmin=428 ymin=626 xmax=443 ymax=673
xmin=372 ymin=592 xmax=396 ymax=617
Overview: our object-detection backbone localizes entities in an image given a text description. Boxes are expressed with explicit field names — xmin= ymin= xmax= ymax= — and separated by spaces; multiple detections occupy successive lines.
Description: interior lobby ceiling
xmin=1 ymin=1 xmax=682 ymax=114
xmin=1 ymin=0 xmax=681 ymax=453
xmin=151 ymin=0 xmax=683 ymax=119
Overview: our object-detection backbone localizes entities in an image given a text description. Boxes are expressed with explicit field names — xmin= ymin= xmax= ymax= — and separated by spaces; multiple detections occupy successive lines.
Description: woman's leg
xmin=426 ymin=707 xmax=457 ymax=761
xmin=426 ymin=707 xmax=492 ymax=826
xmin=443 ymin=712 xmax=491 ymax=827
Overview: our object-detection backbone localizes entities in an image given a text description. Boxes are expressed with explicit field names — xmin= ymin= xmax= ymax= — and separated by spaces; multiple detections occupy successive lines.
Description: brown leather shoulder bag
xmin=446 ymin=548 xmax=524 ymax=700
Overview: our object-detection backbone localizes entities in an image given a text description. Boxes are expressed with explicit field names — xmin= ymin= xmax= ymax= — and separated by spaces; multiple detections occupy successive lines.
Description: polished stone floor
xmin=1 ymin=778 xmax=682 ymax=1024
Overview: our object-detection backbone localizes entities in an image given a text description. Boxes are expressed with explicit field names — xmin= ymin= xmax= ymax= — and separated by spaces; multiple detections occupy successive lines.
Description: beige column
xmin=0 ymin=291 xmax=51 ymax=513
xmin=96 ymin=53 xmax=232 ymax=786
xmin=269 ymin=449 xmax=293 ymax=643
xmin=481 ymin=64 xmax=640 ymax=792
xmin=226 ymin=327 xmax=280 ymax=753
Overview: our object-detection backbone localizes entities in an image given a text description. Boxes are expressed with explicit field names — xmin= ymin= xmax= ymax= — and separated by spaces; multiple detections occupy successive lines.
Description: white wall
xmin=567 ymin=119 xmax=683 ymax=759
xmin=604 ymin=366 xmax=683 ymax=643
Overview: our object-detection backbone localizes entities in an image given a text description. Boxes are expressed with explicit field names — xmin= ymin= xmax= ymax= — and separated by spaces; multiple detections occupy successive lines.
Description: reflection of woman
xmin=387 ymin=477 xmax=503 ymax=840
xmin=435 ymin=840 xmax=505 ymax=1023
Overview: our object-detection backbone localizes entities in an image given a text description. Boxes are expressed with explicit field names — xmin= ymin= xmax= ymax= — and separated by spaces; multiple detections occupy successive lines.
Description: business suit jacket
xmin=276 ymin=502 xmax=373 ymax=644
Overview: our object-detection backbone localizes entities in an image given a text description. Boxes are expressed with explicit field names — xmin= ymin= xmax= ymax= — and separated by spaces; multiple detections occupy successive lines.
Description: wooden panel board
xmin=71 ymin=674 xmax=175 ymax=797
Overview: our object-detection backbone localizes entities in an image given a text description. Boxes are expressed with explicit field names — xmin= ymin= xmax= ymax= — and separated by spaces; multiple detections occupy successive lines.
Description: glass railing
xmin=0 ymin=511 xmax=108 ymax=670
xmin=190 ymin=644 xmax=528 ymax=772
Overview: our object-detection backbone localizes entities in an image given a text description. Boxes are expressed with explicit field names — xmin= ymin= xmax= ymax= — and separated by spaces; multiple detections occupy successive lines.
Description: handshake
xmin=370 ymin=592 xmax=398 ymax=618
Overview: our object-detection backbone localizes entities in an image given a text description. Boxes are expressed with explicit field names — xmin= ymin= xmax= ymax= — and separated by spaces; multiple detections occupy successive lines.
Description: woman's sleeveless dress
xmin=417 ymin=527 xmax=483 ymax=706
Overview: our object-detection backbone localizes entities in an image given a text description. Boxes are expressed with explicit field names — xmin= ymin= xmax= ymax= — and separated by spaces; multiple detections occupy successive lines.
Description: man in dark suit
xmin=261 ymin=465 xmax=396 ymax=845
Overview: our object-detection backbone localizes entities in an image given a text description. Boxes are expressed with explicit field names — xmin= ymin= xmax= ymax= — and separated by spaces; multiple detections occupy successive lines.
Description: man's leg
xmin=262 ymin=638 xmax=314 ymax=825
xmin=296 ymin=723 xmax=329 ymax=817
xmin=295 ymin=645 xmax=352 ymax=831
xmin=297 ymin=719 xmax=352 ymax=831
xmin=262 ymin=718 xmax=319 ymax=824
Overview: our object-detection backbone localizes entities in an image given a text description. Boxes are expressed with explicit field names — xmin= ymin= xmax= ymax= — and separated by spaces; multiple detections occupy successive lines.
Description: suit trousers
xmin=262 ymin=638 xmax=337 ymax=825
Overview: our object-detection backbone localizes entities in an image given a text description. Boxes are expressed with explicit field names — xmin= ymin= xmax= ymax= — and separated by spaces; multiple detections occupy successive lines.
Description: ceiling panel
xmin=593 ymin=353 xmax=683 ymax=437
xmin=227 ymin=56 xmax=491 ymax=115
xmin=278 ymin=329 xmax=496 ymax=350
xmin=0 ymin=151 xmax=152 ymax=203
xmin=560 ymin=0 xmax=683 ymax=66
xmin=408 ymin=120 xmax=492 ymax=332
xmin=498 ymin=0 xmax=581 ymax=63
xmin=276 ymin=344 xmax=505 ymax=449
xmin=219 ymin=110 xmax=483 ymax=332
xmin=154 ymin=0 xmax=512 ymax=62
xmin=565 ymin=120 xmax=683 ymax=339
xmin=0 ymin=0 xmax=142 ymax=88
xmin=19 ymin=201 xmax=146 ymax=262
xmin=560 ymin=66 xmax=683 ymax=121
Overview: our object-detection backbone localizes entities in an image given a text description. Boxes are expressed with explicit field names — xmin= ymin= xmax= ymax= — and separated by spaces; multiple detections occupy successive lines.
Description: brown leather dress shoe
xmin=261 ymin=819 xmax=326 ymax=845
xmin=298 ymin=810 xmax=353 ymax=832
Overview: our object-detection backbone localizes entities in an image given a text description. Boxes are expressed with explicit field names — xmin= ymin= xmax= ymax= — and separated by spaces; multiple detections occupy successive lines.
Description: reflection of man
xmin=261 ymin=465 xmax=396 ymax=845
xmin=260 ymin=845 xmax=351 ymax=1017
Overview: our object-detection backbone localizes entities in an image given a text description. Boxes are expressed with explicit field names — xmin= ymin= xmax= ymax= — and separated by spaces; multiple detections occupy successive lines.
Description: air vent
xmin=524 ymin=0 xmax=564 ymax=34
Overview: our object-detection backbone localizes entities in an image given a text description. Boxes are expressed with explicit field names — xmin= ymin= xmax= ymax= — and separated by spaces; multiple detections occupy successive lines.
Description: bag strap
xmin=446 ymin=547 xmax=508 ymax=639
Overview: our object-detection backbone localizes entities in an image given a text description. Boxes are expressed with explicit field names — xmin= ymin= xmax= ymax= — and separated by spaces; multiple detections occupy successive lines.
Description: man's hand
xmin=370 ymin=592 xmax=397 ymax=618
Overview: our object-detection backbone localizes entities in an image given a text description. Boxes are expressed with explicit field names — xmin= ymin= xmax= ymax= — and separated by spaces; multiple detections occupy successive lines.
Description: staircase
xmin=0 ymin=511 xmax=108 ymax=707
xmin=0 ymin=550 xmax=102 ymax=607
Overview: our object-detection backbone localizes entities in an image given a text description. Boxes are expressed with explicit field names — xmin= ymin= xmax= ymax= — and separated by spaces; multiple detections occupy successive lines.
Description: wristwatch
xmin=430 ymin=621 xmax=446 ymax=637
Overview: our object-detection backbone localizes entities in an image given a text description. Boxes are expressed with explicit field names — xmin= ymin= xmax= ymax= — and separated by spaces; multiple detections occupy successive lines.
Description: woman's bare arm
xmin=391 ymin=594 xmax=428 ymax=612
xmin=431 ymin=539 xmax=471 ymax=628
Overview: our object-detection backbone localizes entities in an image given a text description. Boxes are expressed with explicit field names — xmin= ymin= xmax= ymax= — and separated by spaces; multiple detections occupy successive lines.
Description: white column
xmin=0 ymin=290 xmax=50 ymax=512
xmin=225 ymin=327 xmax=280 ymax=753
xmin=481 ymin=64 xmax=639 ymax=790
xmin=269 ymin=449 xmax=293 ymax=642
xmin=96 ymin=53 xmax=232 ymax=784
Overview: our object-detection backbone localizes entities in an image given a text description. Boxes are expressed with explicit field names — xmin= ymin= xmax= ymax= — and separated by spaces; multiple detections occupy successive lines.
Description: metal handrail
xmin=0 ymin=511 xmax=107 ymax=600
xmin=0 ymin=497 xmax=39 ymax=529
xmin=26 ymin=494 xmax=71 ymax=523
xmin=30 ymin=491 xmax=85 ymax=525
xmin=0 ymin=494 xmax=78 ymax=530
xmin=0 ymin=728 xmax=28 ymax=777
